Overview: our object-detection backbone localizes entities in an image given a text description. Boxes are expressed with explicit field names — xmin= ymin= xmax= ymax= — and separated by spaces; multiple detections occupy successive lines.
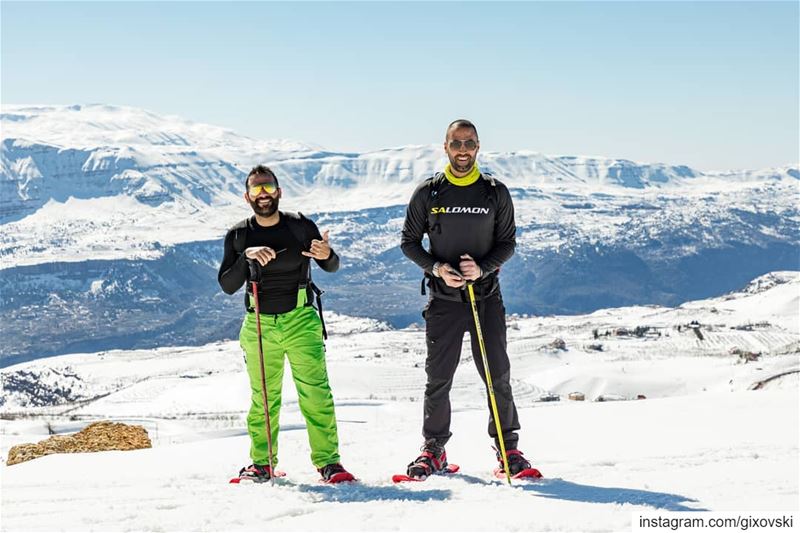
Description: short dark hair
xmin=446 ymin=119 xmax=478 ymax=140
xmin=245 ymin=165 xmax=279 ymax=188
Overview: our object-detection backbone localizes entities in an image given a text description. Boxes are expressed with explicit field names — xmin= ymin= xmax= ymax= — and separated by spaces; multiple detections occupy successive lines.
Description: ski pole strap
xmin=246 ymin=259 xmax=260 ymax=312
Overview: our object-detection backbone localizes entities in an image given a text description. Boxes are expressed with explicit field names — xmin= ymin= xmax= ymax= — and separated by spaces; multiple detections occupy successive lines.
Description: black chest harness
xmin=421 ymin=172 xmax=500 ymax=302
xmin=232 ymin=212 xmax=328 ymax=339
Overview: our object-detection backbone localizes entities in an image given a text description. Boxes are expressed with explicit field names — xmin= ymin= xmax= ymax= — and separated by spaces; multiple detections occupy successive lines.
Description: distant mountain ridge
xmin=1 ymin=104 xmax=797 ymax=364
xmin=4 ymin=104 xmax=795 ymax=225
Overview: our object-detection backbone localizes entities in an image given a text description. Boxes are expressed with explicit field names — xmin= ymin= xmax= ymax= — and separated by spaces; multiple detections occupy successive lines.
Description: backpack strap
xmin=232 ymin=218 xmax=250 ymax=255
xmin=281 ymin=211 xmax=312 ymax=286
xmin=419 ymin=173 xmax=446 ymax=296
xmin=481 ymin=172 xmax=501 ymax=276
xmin=232 ymin=218 xmax=254 ymax=311
xmin=427 ymin=172 xmax=446 ymax=236
xmin=308 ymin=282 xmax=327 ymax=340
xmin=282 ymin=211 xmax=329 ymax=340
xmin=481 ymin=171 xmax=498 ymax=208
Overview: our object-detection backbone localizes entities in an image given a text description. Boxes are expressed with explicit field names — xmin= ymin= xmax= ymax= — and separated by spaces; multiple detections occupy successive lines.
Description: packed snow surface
xmin=2 ymin=273 xmax=798 ymax=531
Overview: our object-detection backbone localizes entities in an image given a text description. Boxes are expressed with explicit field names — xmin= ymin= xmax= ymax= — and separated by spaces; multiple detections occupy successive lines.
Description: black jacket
xmin=400 ymin=173 xmax=516 ymax=301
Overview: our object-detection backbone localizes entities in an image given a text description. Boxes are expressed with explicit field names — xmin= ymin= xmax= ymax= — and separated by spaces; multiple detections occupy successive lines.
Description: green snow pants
xmin=239 ymin=297 xmax=340 ymax=468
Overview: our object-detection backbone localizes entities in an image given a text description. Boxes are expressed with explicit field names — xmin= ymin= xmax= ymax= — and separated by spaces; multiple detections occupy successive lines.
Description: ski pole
xmin=249 ymin=261 xmax=275 ymax=486
xmin=467 ymin=282 xmax=512 ymax=485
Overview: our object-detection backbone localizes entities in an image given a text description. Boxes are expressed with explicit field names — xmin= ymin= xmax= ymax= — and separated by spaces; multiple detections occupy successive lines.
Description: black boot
xmin=496 ymin=449 xmax=532 ymax=475
xmin=237 ymin=463 xmax=272 ymax=482
xmin=318 ymin=462 xmax=355 ymax=483
xmin=406 ymin=438 xmax=448 ymax=479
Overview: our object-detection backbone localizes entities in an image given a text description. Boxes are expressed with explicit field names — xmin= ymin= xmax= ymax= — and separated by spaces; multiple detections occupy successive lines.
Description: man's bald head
xmin=446 ymin=119 xmax=478 ymax=141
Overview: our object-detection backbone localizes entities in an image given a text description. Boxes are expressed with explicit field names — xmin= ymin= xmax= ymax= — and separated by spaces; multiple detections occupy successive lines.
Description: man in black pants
xmin=400 ymin=119 xmax=533 ymax=479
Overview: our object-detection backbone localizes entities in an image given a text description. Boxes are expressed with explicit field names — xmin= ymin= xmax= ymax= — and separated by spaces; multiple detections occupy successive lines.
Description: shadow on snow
xmin=285 ymin=474 xmax=702 ymax=511
xmin=447 ymin=473 xmax=705 ymax=511
xmin=520 ymin=478 xmax=707 ymax=512
xmin=294 ymin=483 xmax=452 ymax=503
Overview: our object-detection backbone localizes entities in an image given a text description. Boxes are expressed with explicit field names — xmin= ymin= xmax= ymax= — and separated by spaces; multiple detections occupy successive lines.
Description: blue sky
xmin=2 ymin=1 xmax=798 ymax=171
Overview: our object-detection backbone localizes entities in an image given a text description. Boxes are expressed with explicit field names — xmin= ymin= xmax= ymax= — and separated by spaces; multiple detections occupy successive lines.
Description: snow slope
xmin=1 ymin=273 xmax=797 ymax=531
xmin=1 ymin=390 xmax=796 ymax=532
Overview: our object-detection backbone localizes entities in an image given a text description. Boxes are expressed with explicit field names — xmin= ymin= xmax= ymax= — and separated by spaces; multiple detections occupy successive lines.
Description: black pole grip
xmin=247 ymin=259 xmax=260 ymax=282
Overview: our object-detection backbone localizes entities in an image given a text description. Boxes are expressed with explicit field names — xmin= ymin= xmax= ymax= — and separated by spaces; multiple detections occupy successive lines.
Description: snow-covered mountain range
xmin=1 ymin=104 xmax=798 ymax=364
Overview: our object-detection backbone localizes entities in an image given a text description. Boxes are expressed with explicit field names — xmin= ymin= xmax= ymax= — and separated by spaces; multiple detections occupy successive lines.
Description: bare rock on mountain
xmin=7 ymin=421 xmax=151 ymax=466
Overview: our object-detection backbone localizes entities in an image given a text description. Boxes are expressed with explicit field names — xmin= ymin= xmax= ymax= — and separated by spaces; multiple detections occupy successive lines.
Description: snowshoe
xmin=229 ymin=464 xmax=286 ymax=484
xmin=318 ymin=462 xmax=356 ymax=484
xmin=494 ymin=449 xmax=543 ymax=480
xmin=393 ymin=439 xmax=456 ymax=482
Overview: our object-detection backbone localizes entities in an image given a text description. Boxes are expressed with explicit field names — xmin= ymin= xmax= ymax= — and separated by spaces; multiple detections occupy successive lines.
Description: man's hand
xmin=439 ymin=262 xmax=466 ymax=288
xmin=302 ymin=230 xmax=332 ymax=260
xmin=459 ymin=254 xmax=482 ymax=281
xmin=245 ymin=246 xmax=278 ymax=266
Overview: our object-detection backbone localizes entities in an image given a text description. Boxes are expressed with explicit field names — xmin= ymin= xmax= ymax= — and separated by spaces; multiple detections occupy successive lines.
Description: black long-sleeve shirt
xmin=400 ymin=174 xmax=516 ymax=300
xmin=218 ymin=213 xmax=339 ymax=314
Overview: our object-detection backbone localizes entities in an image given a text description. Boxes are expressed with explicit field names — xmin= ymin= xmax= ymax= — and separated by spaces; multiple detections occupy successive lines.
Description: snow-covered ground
xmin=1 ymin=273 xmax=798 ymax=531
xmin=1 ymin=389 xmax=797 ymax=532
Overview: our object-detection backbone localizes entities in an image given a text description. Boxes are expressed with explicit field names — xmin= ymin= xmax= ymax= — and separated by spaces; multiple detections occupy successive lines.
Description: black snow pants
xmin=421 ymin=292 xmax=521 ymax=450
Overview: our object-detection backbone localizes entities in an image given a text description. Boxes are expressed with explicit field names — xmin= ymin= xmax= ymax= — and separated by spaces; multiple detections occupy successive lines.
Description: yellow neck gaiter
xmin=444 ymin=162 xmax=480 ymax=186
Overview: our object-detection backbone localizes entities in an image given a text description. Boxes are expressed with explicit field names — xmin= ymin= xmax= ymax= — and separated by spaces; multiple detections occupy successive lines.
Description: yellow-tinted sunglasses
xmin=248 ymin=183 xmax=278 ymax=196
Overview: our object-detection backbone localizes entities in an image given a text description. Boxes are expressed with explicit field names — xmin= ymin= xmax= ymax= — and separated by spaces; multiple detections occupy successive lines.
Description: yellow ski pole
xmin=467 ymin=282 xmax=512 ymax=485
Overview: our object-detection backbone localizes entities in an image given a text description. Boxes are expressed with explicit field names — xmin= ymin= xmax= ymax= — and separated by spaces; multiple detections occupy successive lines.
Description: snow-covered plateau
xmin=1 ymin=272 xmax=797 ymax=531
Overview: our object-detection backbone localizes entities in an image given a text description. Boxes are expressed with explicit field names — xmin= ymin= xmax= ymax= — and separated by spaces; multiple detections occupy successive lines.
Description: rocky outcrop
xmin=7 ymin=421 xmax=151 ymax=466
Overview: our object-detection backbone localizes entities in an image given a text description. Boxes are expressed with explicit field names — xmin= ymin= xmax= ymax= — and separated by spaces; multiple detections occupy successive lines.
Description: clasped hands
xmin=439 ymin=254 xmax=482 ymax=288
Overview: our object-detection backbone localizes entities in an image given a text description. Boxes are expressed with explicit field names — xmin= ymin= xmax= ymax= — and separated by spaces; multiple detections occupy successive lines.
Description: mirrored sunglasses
xmin=448 ymin=139 xmax=478 ymax=151
xmin=248 ymin=183 xmax=278 ymax=196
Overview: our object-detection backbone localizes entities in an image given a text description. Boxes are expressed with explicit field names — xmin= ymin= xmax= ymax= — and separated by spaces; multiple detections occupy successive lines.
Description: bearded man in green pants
xmin=218 ymin=164 xmax=354 ymax=483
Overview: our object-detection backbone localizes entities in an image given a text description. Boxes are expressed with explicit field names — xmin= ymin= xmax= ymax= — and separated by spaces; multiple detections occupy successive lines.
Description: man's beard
xmin=449 ymin=154 xmax=475 ymax=174
xmin=250 ymin=196 xmax=279 ymax=217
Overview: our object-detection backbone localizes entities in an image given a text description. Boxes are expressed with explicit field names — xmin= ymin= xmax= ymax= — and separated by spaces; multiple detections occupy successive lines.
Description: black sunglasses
xmin=448 ymin=139 xmax=478 ymax=151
